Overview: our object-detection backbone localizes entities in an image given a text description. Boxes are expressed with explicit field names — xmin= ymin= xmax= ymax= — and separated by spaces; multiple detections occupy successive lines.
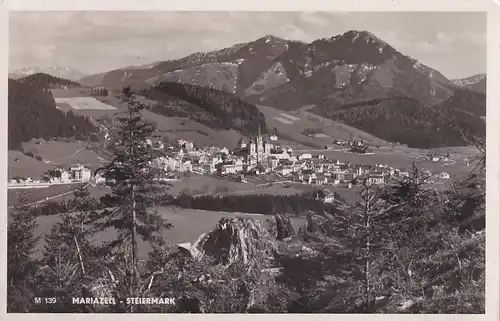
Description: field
xmin=21 ymin=140 xmax=107 ymax=171
xmin=298 ymin=109 xmax=391 ymax=146
xmin=257 ymin=104 xmax=390 ymax=149
xmin=30 ymin=207 xmax=307 ymax=260
xmin=8 ymin=151 xmax=53 ymax=180
xmin=51 ymin=88 xmax=119 ymax=118
xmin=54 ymin=97 xmax=117 ymax=111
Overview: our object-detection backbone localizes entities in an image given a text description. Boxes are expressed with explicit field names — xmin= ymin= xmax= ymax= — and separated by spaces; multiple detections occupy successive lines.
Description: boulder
xmin=190 ymin=217 xmax=278 ymax=266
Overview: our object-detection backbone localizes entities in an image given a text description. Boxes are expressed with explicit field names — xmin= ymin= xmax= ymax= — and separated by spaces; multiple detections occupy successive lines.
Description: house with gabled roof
xmin=350 ymin=145 xmax=373 ymax=154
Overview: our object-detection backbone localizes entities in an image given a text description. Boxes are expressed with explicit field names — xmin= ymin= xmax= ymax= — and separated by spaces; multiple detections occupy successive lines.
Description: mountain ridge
xmin=16 ymin=72 xmax=82 ymax=90
xmin=79 ymin=30 xmax=458 ymax=110
xmin=14 ymin=30 xmax=486 ymax=150
xmin=9 ymin=66 xmax=87 ymax=82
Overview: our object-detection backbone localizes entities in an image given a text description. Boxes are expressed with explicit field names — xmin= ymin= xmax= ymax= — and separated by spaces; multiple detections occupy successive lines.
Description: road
xmin=8 ymin=183 xmax=90 ymax=209
xmin=62 ymin=147 xmax=86 ymax=160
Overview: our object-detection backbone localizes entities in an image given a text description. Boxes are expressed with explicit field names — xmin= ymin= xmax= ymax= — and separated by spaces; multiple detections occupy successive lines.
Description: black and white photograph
xmin=6 ymin=9 xmax=489 ymax=314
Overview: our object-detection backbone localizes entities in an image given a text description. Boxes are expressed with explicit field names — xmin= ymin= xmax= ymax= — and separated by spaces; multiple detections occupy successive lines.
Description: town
xmin=8 ymin=129 xmax=454 ymax=196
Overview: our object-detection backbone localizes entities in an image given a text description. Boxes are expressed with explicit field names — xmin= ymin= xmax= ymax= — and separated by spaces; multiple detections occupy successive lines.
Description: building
xmin=93 ymin=172 xmax=106 ymax=185
xmin=315 ymin=174 xmax=329 ymax=185
xmin=70 ymin=164 xmax=91 ymax=182
xmin=437 ymin=172 xmax=450 ymax=179
xmin=178 ymin=160 xmax=193 ymax=173
xmin=234 ymin=130 xmax=273 ymax=165
xmin=48 ymin=168 xmax=70 ymax=183
xmin=217 ymin=159 xmax=244 ymax=174
xmin=202 ymin=163 xmax=216 ymax=174
xmin=298 ymin=153 xmax=312 ymax=160
xmin=268 ymin=156 xmax=279 ymax=170
xmin=301 ymin=169 xmax=317 ymax=184
xmin=269 ymin=148 xmax=292 ymax=161
xmin=237 ymin=137 xmax=247 ymax=148
xmin=366 ymin=174 xmax=386 ymax=185
xmin=355 ymin=164 xmax=372 ymax=176
xmin=292 ymin=161 xmax=306 ymax=172
xmin=350 ymin=145 xmax=373 ymax=154
xmin=275 ymin=165 xmax=293 ymax=176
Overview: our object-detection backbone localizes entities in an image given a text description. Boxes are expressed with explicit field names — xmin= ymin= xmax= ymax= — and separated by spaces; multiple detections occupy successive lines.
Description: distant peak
xmin=341 ymin=30 xmax=387 ymax=44
xmin=258 ymin=34 xmax=286 ymax=43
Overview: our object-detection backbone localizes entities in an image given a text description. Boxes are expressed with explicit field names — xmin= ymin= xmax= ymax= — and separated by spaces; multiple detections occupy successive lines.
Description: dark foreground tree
xmin=35 ymin=184 xmax=102 ymax=312
xmin=7 ymin=192 xmax=40 ymax=312
xmin=94 ymin=86 xmax=172 ymax=311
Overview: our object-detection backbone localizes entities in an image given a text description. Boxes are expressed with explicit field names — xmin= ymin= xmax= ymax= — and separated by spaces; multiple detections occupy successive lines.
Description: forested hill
xmin=437 ymin=88 xmax=486 ymax=117
xmin=16 ymin=73 xmax=82 ymax=90
xmin=8 ymin=78 xmax=98 ymax=150
xmin=312 ymin=96 xmax=485 ymax=149
xmin=141 ymin=82 xmax=268 ymax=135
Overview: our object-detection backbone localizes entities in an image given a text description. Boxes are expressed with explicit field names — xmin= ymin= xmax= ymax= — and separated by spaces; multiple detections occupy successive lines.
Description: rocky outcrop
xmin=189 ymin=217 xmax=279 ymax=266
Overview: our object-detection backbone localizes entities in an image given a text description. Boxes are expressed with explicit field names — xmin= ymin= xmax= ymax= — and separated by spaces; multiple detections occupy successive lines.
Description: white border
xmin=1 ymin=1 xmax=499 ymax=320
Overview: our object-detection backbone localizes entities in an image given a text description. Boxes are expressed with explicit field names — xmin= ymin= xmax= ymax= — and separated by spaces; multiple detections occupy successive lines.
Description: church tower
xmin=238 ymin=137 xmax=247 ymax=149
xmin=256 ymin=124 xmax=264 ymax=163
xmin=249 ymin=135 xmax=256 ymax=156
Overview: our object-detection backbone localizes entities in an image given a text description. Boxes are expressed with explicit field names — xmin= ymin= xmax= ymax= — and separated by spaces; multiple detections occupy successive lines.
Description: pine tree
xmin=352 ymin=181 xmax=385 ymax=312
xmin=94 ymin=86 xmax=172 ymax=306
xmin=7 ymin=191 xmax=40 ymax=312
xmin=43 ymin=184 xmax=99 ymax=276
xmin=36 ymin=184 xmax=101 ymax=312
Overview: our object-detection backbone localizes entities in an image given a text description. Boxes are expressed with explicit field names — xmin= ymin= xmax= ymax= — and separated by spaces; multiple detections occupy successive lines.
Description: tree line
xmin=16 ymin=73 xmax=81 ymax=90
xmin=8 ymin=78 xmax=98 ymax=150
xmin=142 ymin=81 xmax=268 ymax=135
xmin=171 ymin=192 xmax=343 ymax=216
xmin=90 ymin=88 xmax=109 ymax=97
xmin=7 ymin=87 xmax=485 ymax=313
xmin=312 ymin=96 xmax=485 ymax=148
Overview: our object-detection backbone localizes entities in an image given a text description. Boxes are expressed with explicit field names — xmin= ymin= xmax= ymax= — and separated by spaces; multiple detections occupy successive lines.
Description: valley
xmin=7 ymin=17 xmax=487 ymax=314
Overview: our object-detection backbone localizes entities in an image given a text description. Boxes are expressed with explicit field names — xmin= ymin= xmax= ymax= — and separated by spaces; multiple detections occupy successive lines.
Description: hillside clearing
xmin=94 ymin=95 xmax=244 ymax=149
xmin=8 ymin=151 xmax=53 ymax=180
xmin=257 ymin=104 xmax=390 ymax=148
xmin=54 ymin=97 xmax=117 ymax=110
xmin=21 ymin=140 xmax=106 ymax=170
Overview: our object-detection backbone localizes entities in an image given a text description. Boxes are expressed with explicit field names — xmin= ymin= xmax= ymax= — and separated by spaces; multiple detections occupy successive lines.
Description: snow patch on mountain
xmin=451 ymin=74 xmax=486 ymax=87
xmin=9 ymin=66 xmax=87 ymax=82
xmin=244 ymin=62 xmax=289 ymax=96
xmin=331 ymin=63 xmax=379 ymax=88
xmin=156 ymin=62 xmax=239 ymax=93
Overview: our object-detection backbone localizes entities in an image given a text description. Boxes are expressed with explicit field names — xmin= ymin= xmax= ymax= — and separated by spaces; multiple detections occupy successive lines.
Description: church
xmin=234 ymin=133 xmax=273 ymax=165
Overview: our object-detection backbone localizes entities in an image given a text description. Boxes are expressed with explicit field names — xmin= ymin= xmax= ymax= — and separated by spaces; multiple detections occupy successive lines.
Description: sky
xmin=9 ymin=11 xmax=487 ymax=79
